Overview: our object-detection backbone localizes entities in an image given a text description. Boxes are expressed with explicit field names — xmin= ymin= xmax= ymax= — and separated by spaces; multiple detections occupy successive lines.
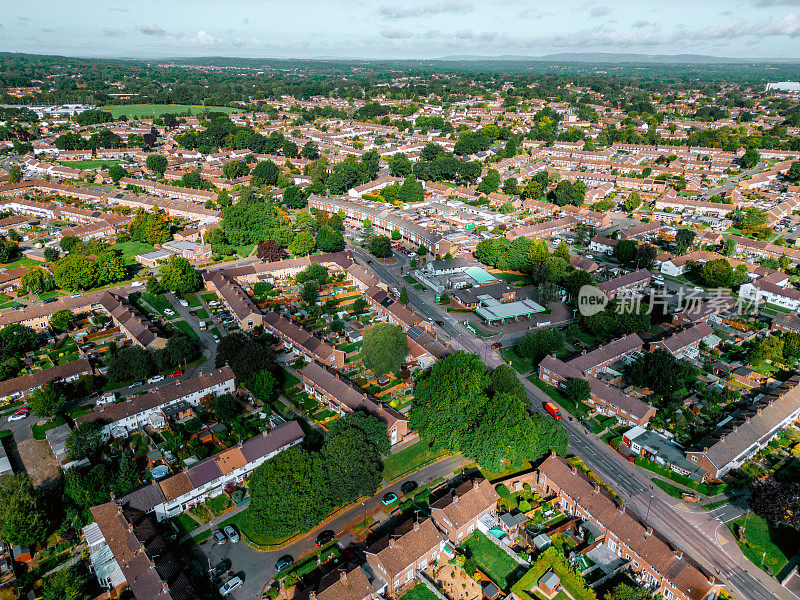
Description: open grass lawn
xmin=60 ymin=159 xmax=121 ymax=170
xmin=652 ymin=478 xmax=687 ymax=499
xmin=729 ymin=514 xmax=800 ymax=575
xmin=115 ymin=240 xmax=155 ymax=264
xmin=501 ymin=347 xmax=536 ymax=374
xmin=38 ymin=290 xmax=66 ymax=301
xmin=219 ymin=509 xmax=289 ymax=548
xmin=141 ymin=292 xmax=173 ymax=314
xmin=2 ymin=256 xmax=42 ymax=270
xmin=206 ymin=494 xmax=233 ymax=517
xmin=398 ymin=584 xmax=440 ymax=600
xmin=183 ymin=293 xmax=202 ymax=308
xmin=100 ymin=104 xmax=243 ymax=118
xmin=463 ymin=531 xmax=521 ymax=591
xmin=193 ymin=308 xmax=209 ymax=319
xmin=496 ymin=272 xmax=531 ymax=285
xmin=172 ymin=513 xmax=200 ymax=536
xmin=172 ymin=320 xmax=200 ymax=341
xmin=201 ymin=292 xmax=219 ymax=303
xmin=382 ymin=441 xmax=450 ymax=482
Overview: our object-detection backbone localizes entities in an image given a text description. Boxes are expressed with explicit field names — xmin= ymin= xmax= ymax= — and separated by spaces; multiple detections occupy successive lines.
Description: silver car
xmin=219 ymin=576 xmax=243 ymax=597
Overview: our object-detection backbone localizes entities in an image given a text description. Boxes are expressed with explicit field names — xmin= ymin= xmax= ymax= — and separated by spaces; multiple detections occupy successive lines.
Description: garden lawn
xmin=183 ymin=293 xmax=202 ymax=308
xmin=382 ymin=440 xmax=450 ymax=482
xmin=219 ymin=509 xmax=289 ymax=548
xmin=463 ymin=531 xmax=520 ymax=591
xmin=398 ymin=584 xmax=440 ymax=600
xmin=528 ymin=375 xmax=589 ymax=419
xmin=172 ymin=513 xmax=200 ymax=536
xmin=729 ymin=514 xmax=799 ymax=575
xmin=114 ymin=240 xmax=156 ymax=264
xmin=172 ymin=320 xmax=200 ymax=341
xmin=652 ymin=478 xmax=687 ymax=499
xmin=501 ymin=347 xmax=536 ymax=374
xmin=100 ymin=104 xmax=243 ymax=118
xmin=141 ymin=292 xmax=174 ymax=316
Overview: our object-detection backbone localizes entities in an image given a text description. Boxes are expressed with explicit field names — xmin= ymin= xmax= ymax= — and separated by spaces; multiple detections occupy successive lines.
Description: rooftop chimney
xmin=645 ymin=526 xmax=653 ymax=536
xmin=414 ymin=521 xmax=420 ymax=532
xmin=389 ymin=538 xmax=395 ymax=548
xmin=473 ymin=480 xmax=480 ymax=491
xmin=571 ymin=465 xmax=578 ymax=475
xmin=675 ymin=549 xmax=684 ymax=560
xmin=708 ymin=576 xmax=716 ymax=585
xmin=593 ymin=484 xmax=600 ymax=494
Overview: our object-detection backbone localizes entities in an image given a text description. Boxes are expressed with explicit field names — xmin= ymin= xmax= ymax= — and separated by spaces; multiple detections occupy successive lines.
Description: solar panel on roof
xmin=407 ymin=326 xmax=422 ymax=339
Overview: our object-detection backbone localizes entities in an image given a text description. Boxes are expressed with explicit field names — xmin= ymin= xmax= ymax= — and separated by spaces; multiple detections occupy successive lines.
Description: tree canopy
xmin=362 ymin=323 xmax=409 ymax=376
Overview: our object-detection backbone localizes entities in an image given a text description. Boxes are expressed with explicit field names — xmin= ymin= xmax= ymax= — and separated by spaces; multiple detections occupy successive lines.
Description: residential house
xmin=430 ymin=479 xmax=499 ymax=544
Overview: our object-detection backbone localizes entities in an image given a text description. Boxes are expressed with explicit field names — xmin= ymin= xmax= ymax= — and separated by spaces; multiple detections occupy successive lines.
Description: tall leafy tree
xmin=0 ymin=474 xmax=47 ymax=546
xmin=362 ymin=323 xmax=409 ymax=376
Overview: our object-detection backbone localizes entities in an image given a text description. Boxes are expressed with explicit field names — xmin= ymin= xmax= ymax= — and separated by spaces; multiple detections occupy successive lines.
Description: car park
xmin=147 ymin=375 xmax=164 ymax=384
xmin=212 ymin=529 xmax=227 ymax=545
xmin=315 ymin=529 xmax=335 ymax=546
xmin=275 ymin=554 xmax=294 ymax=572
xmin=382 ymin=492 xmax=398 ymax=505
xmin=400 ymin=480 xmax=417 ymax=494
xmin=223 ymin=525 xmax=240 ymax=543
xmin=219 ymin=576 xmax=243 ymax=597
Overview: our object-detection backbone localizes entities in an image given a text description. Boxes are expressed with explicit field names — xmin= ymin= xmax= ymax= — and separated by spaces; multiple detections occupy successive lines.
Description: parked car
xmin=164 ymin=309 xmax=176 ymax=316
xmin=315 ymin=530 xmax=335 ymax=546
xmin=179 ymin=299 xmax=189 ymax=307
xmin=400 ymin=480 xmax=418 ymax=495
xmin=275 ymin=555 xmax=294 ymax=572
xmin=170 ymin=370 xmax=183 ymax=377
xmin=219 ymin=576 xmax=243 ymax=597
xmin=8 ymin=409 xmax=29 ymax=422
xmin=381 ymin=492 xmax=398 ymax=506
xmin=223 ymin=525 xmax=240 ymax=543
xmin=128 ymin=381 xmax=143 ymax=389
xmin=212 ymin=334 xmax=220 ymax=342
xmin=70 ymin=292 xmax=81 ymax=298
xmin=212 ymin=529 xmax=227 ymax=545
xmin=209 ymin=559 xmax=231 ymax=579
xmin=147 ymin=375 xmax=164 ymax=384
xmin=43 ymin=297 xmax=57 ymax=304
xmin=130 ymin=280 xmax=144 ymax=288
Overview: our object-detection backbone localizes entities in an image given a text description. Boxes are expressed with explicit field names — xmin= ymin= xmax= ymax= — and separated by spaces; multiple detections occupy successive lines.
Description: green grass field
xmin=463 ymin=531 xmax=520 ymax=590
xmin=398 ymin=585 xmax=440 ymax=600
xmin=115 ymin=240 xmax=155 ymax=264
xmin=729 ymin=514 xmax=800 ymax=575
xmin=100 ymin=104 xmax=244 ymax=118
xmin=59 ymin=159 xmax=122 ymax=170
xmin=382 ymin=440 xmax=449 ymax=482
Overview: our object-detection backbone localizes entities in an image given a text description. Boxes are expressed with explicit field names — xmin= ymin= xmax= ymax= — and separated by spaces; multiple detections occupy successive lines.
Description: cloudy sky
xmin=4 ymin=0 xmax=800 ymax=60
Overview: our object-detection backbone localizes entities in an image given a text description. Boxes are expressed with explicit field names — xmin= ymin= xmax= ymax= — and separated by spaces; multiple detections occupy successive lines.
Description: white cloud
xmin=590 ymin=6 xmax=611 ymax=17
xmin=380 ymin=27 xmax=413 ymax=38
xmin=136 ymin=23 xmax=167 ymax=37
xmin=752 ymin=0 xmax=800 ymax=6
xmin=103 ymin=27 xmax=124 ymax=37
xmin=379 ymin=1 xmax=472 ymax=19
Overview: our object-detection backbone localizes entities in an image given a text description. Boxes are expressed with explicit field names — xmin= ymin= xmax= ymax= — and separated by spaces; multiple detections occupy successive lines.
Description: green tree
xmin=214 ymin=393 xmax=242 ymax=422
xmin=159 ymin=256 xmax=201 ymax=293
xmin=351 ymin=297 xmax=368 ymax=314
xmin=322 ymin=426 xmax=382 ymax=505
xmin=315 ymin=225 xmax=345 ymax=252
xmin=42 ymin=567 xmax=91 ymax=600
xmin=517 ymin=329 xmax=564 ymax=362
xmin=20 ymin=267 xmax=55 ymax=294
xmin=247 ymin=446 xmax=331 ymax=539
xmin=787 ymin=161 xmax=800 ymax=183
xmin=107 ymin=164 xmax=128 ymax=184
xmin=605 ymin=583 xmax=654 ymax=600
xmin=741 ymin=147 xmax=760 ymax=169
xmin=112 ymin=450 xmax=141 ymax=496
xmin=623 ymin=191 xmax=642 ymax=212
xmin=565 ymin=378 xmax=591 ymax=403
xmin=0 ymin=323 xmax=38 ymax=358
xmin=65 ymin=422 xmax=103 ymax=461
xmin=216 ymin=332 xmax=275 ymax=382
xmin=289 ymin=231 xmax=315 ymax=256
xmin=369 ymin=235 xmax=392 ymax=258
xmin=301 ymin=281 xmax=319 ymax=304
xmin=28 ymin=384 xmax=66 ymax=418
xmin=248 ymin=369 xmax=280 ymax=403
xmin=389 ymin=153 xmax=412 ymax=177
xmin=399 ymin=286 xmax=409 ymax=305
xmin=8 ymin=165 xmax=22 ymax=184
xmin=613 ymin=239 xmax=637 ymax=263
xmin=145 ymin=154 xmax=168 ymax=177
xmin=107 ymin=346 xmax=154 ymax=384
xmin=627 ymin=348 xmax=697 ymax=396
xmin=391 ymin=229 xmax=401 ymax=241
xmin=50 ymin=309 xmax=74 ymax=333
xmin=43 ymin=247 xmax=60 ymax=262
xmin=398 ymin=176 xmax=424 ymax=203
xmin=326 ymin=412 xmax=390 ymax=455
xmin=223 ymin=159 xmax=250 ymax=179
xmin=478 ymin=169 xmax=501 ymax=194
xmin=675 ymin=229 xmax=696 ymax=255
xmin=489 ymin=365 xmax=526 ymax=401
xmin=362 ymin=323 xmax=409 ymax=376
xmin=0 ymin=474 xmax=47 ymax=546
xmin=146 ymin=275 xmax=163 ymax=294
xmin=251 ymin=160 xmax=280 ymax=186
xmin=296 ymin=263 xmax=328 ymax=286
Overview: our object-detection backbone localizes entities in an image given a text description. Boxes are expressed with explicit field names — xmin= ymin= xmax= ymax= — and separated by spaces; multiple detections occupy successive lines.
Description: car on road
xmin=147 ymin=375 xmax=164 ymax=384
xmin=128 ymin=381 xmax=143 ymax=389
xmin=130 ymin=280 xmax=144 ymax=288
xmin=315 ymin=529 xmax=335 ymax=546
xmin=212 ymin=529 xmax=227 ymax=545
xmin=382 ymin=492 xmax=398 ymax=505
xmin=164 ymin=309 xmax=176 ymax=316
xmin=179 ymin=299 xmax=189 ymax=307
xmin=8 ymin=409 xmax=29 ymax=422
xmin=223 ymin=525 xmax=240 ymax=543
xmin=170 ymin=370 xmax=183 ymax=377
xmin=70 ymin=292 xmax=81 ymax=298
xmin=275 ymin=555 xmax=294 ymax=572
xmin=219 ymin=576 xmax=243 ymax=597
xmin=212 ymin=334 xmax=220 ymax=342
xmin=400 ymin=480 xmax=417 ymax=495
xmin=491 ymin=342 xmax=502 ymax=349
xmin=43 ymin=297 xmax=57 ymax=304
xmin=435 ymin=320 xmax=444 ymax=326
xmin=692 ymin=286 xmax=704 ymax=293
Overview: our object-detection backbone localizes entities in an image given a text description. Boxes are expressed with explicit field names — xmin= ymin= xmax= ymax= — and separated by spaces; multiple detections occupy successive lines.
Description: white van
xmin=96 ymin=392 xmax=116 ymax=406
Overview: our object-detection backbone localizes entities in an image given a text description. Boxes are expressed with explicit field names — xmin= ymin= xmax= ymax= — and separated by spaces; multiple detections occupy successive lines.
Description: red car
xmin=170 ymin=370 xmax=183 ymax=378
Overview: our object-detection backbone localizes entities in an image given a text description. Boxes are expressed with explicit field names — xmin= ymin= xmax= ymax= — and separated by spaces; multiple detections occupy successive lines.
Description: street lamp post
xmin=645 ymin=494 xmax=654 ymax=523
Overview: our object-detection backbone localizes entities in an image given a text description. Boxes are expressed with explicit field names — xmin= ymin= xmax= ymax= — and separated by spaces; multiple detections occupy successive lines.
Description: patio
xmin=431 ymin=562 xmax=482 ymax=600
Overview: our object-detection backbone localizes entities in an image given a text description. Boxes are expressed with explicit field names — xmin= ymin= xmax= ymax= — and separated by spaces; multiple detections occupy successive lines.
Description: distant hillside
xmin=437 ymin=53 xmax=798 ymax=64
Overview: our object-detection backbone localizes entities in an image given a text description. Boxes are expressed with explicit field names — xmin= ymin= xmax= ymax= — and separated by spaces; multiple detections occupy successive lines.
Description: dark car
xmin=315 ymin=529 xmax=335 ymax=546
xmin=400 ymin=480 xmax=418 ymax=495
xmin=43 ymin=297 xmax=57 ymax=304
xmin=435 ymin=320 xmax=444 ymax=326
xmin=210 ymin=559 xmax=231 ymax=579
xmin=382 ymin=492 xmax=398 ymax=505
xmin=275 ymin=554 xmax=294 ymax=572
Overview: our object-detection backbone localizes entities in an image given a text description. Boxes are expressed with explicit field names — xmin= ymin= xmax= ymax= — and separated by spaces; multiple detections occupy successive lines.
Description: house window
xmin=419 ymin=559 xmax=428 ymax=571
xmin=405 ymin=570 xmax=414 ymax=582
